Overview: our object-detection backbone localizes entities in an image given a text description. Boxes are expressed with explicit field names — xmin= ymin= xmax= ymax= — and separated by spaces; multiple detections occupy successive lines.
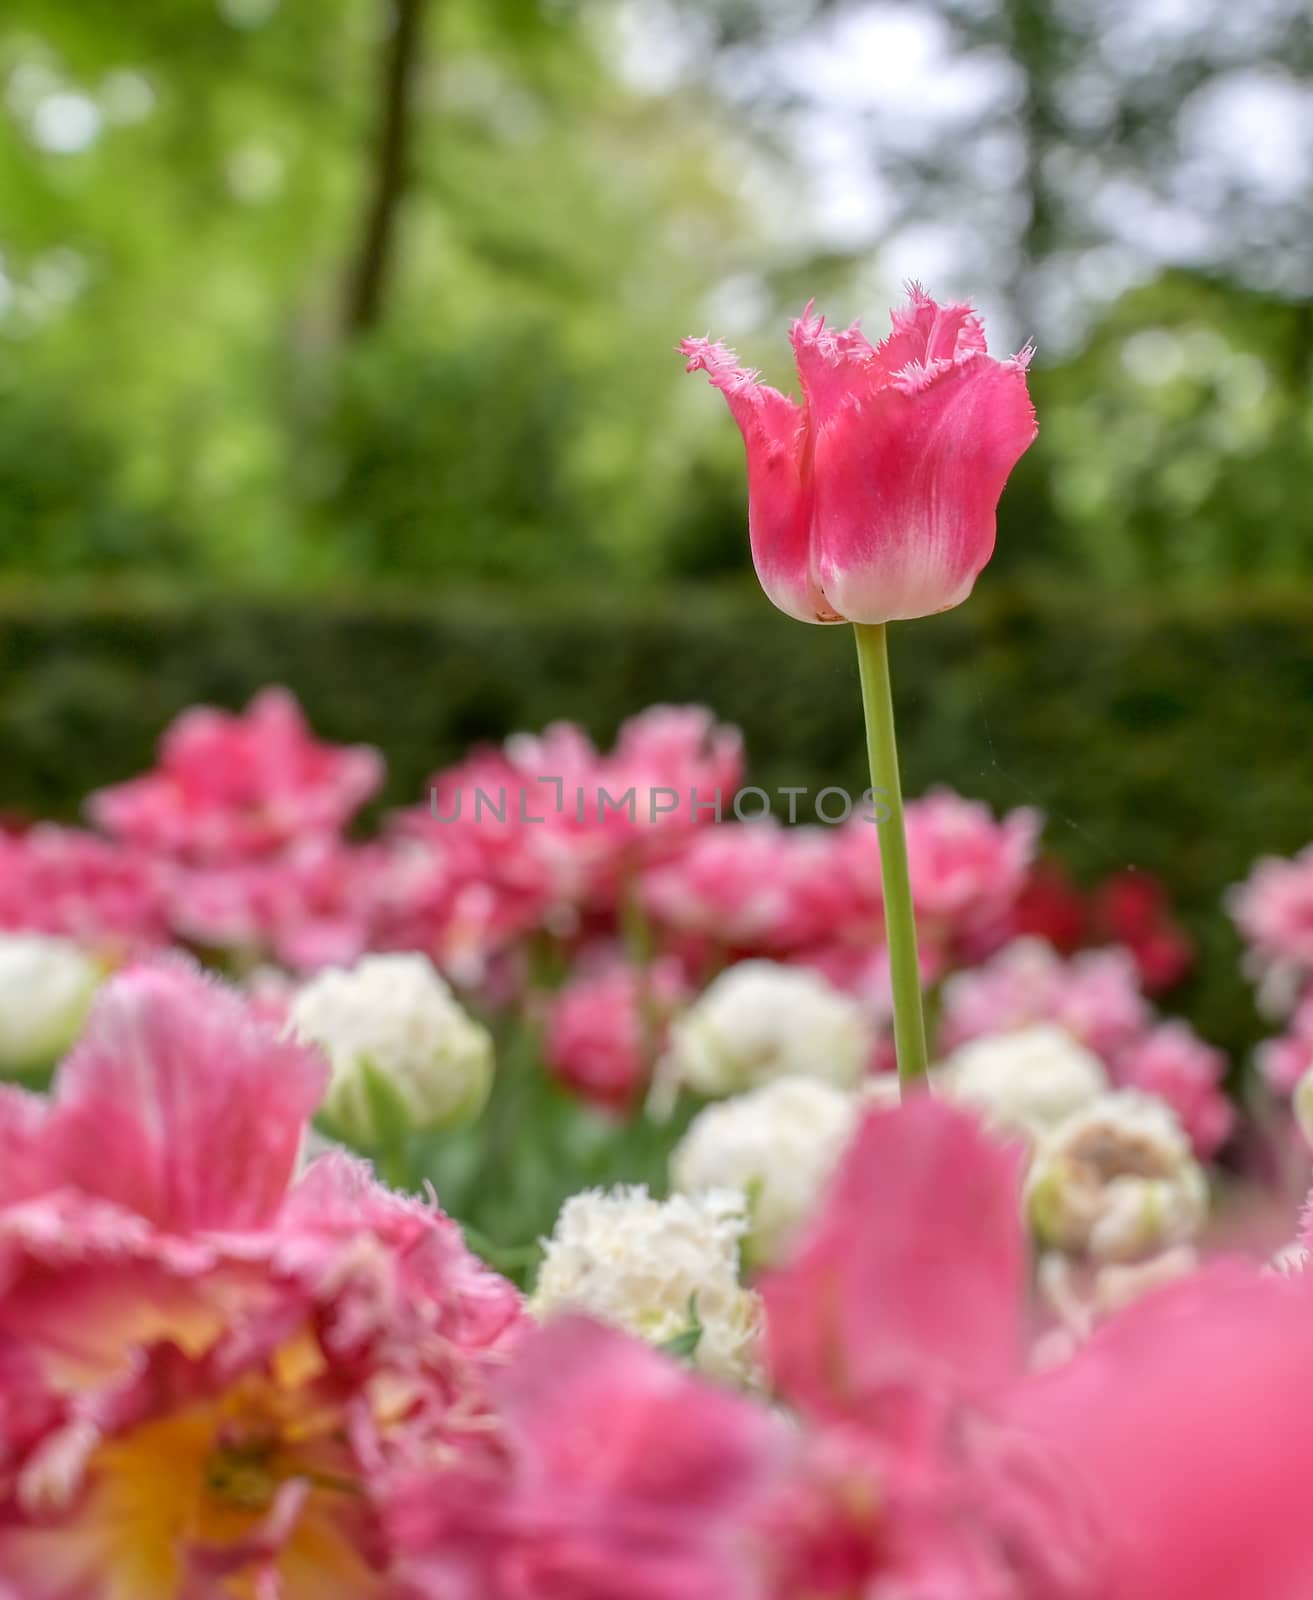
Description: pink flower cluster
xmin=0 ymin=689 xmax=1059 ymax=1093
xmin=0 ymin=689 xmax=386 ymax=970
xmin=940 ymin=939 xmax=1233 ymax=1156
xmin=0 ymin=688 xmax=1227 ymax=1133
xmin=1230 ymin=847 xmax=1313 ymax=1095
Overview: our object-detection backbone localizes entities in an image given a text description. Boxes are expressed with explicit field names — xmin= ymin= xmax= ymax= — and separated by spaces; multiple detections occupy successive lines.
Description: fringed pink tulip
xmin=390 ymin=1315 xmax=782 ymax=1600
xmin=0 ymin=960 xmax=522 ymax=1597
xmin=681 ymin=285 xmax=1036 ymax=625
xmin=683 ymin=285 xmax=1035 ymax=1081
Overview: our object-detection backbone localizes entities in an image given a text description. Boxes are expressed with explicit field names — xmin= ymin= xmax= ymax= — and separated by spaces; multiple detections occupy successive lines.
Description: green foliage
xmin=1 ymin=3 xmax=1307 ymax=590
xmin=1017 ymin=277 xmax=1313 ymax=584
xmin=0 ymin=0 xmax=764 ymax=585
xmin=2 ymin=578 xmax=1309 ymax=1064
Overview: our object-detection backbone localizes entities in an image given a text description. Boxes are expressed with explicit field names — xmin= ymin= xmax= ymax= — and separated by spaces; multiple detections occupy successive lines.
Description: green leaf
xmin=657 ymin=1293 xmax=703 ymax=1363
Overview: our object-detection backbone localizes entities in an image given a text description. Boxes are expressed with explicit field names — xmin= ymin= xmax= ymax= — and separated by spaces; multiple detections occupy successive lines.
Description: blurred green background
xmin=1 ymin=0 xmax=1311 ymax=1051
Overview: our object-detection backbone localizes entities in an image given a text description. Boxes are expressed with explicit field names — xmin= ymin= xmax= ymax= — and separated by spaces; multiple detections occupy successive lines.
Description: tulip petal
xmin=0 ymin=1088 xmax=50 ymax=1205
xmin=681 ymin=337 xmax=838 ymax=623
xmin=1005 ymin=1267 xmax=1313 ymax=1600
xmin=788 ymin=302 xmax=882 ymax=424
xmin=44 ymin=961 xmax=326 ymax=1233
xmin=761 ymin=1095 xmax=1026 ymax=1430
xmin=876 ymin=281 xmax=989 ymax=377
xmin=811 ymin=350 xmax=1036 ymax=624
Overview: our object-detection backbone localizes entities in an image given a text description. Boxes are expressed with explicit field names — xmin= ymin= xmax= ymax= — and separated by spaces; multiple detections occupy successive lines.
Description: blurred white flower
xmin=0 ymin=932 xmax=100 ymax=1071
xmin=1093 ymin=1245 xmax=1199 ymax=1318
xmin=655 ymin=960 xmax=871 ymax=1105
xmin=531 ymin=1185 xmax=761 ymax=1385
xmin=289 ymin=953 xmax=493 ymax=1147
xmin=670 ymin=1076 xmax=858 ymax=1266
xmin=1027 ymin=1090 xmax=1208 ymax=1262
xmin=937 ymin=1023 xmax=1108 ymax=1142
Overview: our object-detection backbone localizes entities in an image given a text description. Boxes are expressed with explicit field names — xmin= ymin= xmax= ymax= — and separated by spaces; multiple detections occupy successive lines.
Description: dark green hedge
xmin=4 ymin=577 xmax=1312 ymax=1059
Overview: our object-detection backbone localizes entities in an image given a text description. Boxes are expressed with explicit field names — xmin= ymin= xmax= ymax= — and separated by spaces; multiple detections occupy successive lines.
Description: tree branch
xmin=343 ymin=0 xmax=430 ymax=336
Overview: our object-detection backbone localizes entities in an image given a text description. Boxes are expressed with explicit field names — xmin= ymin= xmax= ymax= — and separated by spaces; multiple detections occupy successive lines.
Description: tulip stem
xmin=853 ymin=621 xmax=928 ymax=1085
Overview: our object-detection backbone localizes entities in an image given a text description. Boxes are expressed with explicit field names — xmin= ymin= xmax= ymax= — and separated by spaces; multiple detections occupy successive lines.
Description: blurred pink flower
xmin=1092 ymin=870 xmax=1193 ymax=994
xmin=761 ymin=1096 xmax=1027 ymax=1436
xmin=367 ymin=831 xmax=545 ymax=990
xmin=29 ymin=959 xmax=323 ymax=1230
xmin=390 ymin=1315 xmax=782 ymax=1600
xmin=543 ymin=955 xmax=689 ymax=1111
xmin=1115 ymin=1020 xmax=1234 ymax=1158
xmin=1007 ymin=859 xmax=1089 ymax=954
xmin=1006 ymin=1265 xmax=1313 ymax=1600
xmin=758 ymin=1097 xmax=1102 ymax=1597
xmin=904 ymin=792 xmax=1040 ymax=944
xmin=411 ymin=707 xmax=743 ymax=931
xmin=640 ymin=821 xmax=848 ymax=956
xmin=167 ymin=837 xmax=387 ymax=972
xmin=818 ymin=791 xmax=1039 ymax=975
xmin=1228 ymin=844 xmax=1313 ymax=982
xmin=681 ymin=287 xmax=1036 ymax=625
xmin=1257 ymin=988 xmax=1313 ymax=1095
xmin=88 ymin=686 xmax=383 ymax=866
xmin=939 ymin=937 xmax=1150 ymax=1063
xmin=0 ymin=824 xmax=169 ymax=957
xmin=0 ymin=961 xmax=521 ymax=1595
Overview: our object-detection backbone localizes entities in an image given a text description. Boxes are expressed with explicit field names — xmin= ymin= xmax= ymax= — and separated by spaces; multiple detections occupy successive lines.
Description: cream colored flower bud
xmin=1026 ymin=1091 xmax=1208 ymax=1262
xmin=670 ymin=1076 xmax=858 ymax=1267
xmin=289 ymin=953 xmax=493 ymax=1147
xmin=1093 ymin=1245 xmax=1199 ymax=1317
xmin=655 ymin=961 xmax=871 ymax=1105
xmin=531 ymin=1185 xmax=761 ymax=1385
xmin=0 ymin=933 xmax=101 ymax=1073
xmin=937 ymin=1024 xmax=1107 ymax=1143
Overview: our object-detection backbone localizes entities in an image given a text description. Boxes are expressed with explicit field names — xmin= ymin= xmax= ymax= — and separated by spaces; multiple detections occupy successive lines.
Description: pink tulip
xmin=639 ymin=821 xmax=849 ymax=956
xmin=1257 ymin=988 xmax=1313 ymax=1094
xmin=412 ymin=707 xmax=744 ymax=931
xmin=938 ymin=938 xmax=1150 ymax=1064
xmin=681 ymin=286 xmax=1036 ymax=624
xmin=1229 ymin=845 xmax=1313 ymax=981
xmin=830 ymin=790 xmax=1040 ymax=970
xmin=543 ymin=954 xmax=689 ymax=1112
xmin=1115 ymin=1020 xmax=1234 ymax=1158
xmin=0 ymin=824 xmax=169 ymax=957
xmin=166 ymin=837 xmax=386 ymax=972
xmin=0 ymin=961 xmax=522 ymax=1596
xmin=760 ymin=1094 xmax=1313 ymax=1597
xmin=35 ymin=958 xmax=325 ymax=1232
xmin=756 ymin=1098 xmax=1102 ymax=1597
xmin=390 ymin=1315 xmax=782 ymax=1600
xmin=88 ymin=686 xmax=383 ymax=866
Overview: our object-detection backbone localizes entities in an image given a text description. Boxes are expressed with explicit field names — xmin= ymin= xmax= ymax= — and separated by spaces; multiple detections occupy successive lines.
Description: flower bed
xmin=5 ymin=287 xmax=1313 ymax=1594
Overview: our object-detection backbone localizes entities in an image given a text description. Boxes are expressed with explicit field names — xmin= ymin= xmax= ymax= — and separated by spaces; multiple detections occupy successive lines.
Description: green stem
xmin=853 ymin=621 xmax=929 ymax=1085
